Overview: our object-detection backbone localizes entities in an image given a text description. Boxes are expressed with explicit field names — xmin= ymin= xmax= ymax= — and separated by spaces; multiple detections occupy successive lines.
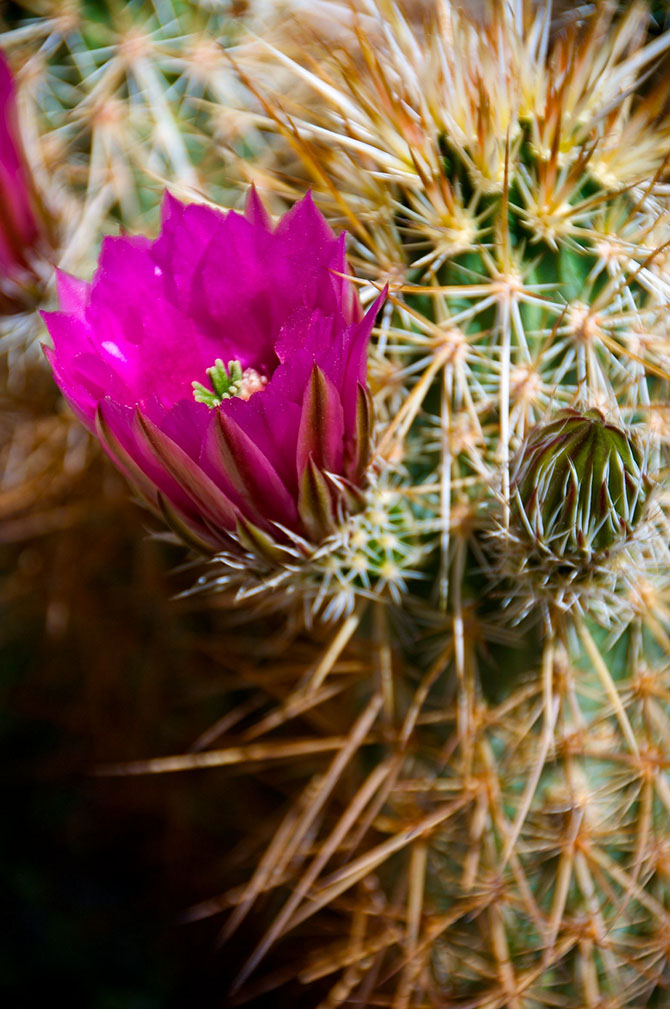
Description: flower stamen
xmin=192 ymin=359 xmax=267 ymax=407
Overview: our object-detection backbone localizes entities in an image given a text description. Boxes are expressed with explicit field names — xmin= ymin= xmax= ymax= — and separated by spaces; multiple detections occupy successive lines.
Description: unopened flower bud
xmin=511 ymin=409 xmax=650 ymax=562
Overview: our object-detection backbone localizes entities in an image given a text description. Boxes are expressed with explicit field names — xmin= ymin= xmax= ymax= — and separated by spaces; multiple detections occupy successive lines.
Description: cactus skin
xmin=7 ymin=2 xmax=670 ymax=1009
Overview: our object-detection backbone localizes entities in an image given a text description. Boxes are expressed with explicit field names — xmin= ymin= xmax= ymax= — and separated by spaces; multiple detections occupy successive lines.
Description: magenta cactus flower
xmin=43 ymin=190 xmax=382 ymax=554
xmin=0 ymin=52 xmax=50 ymax=314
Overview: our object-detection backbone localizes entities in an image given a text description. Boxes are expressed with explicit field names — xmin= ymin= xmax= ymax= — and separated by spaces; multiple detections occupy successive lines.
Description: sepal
xmin=157 ymin=493 xmax=222 ymax=554
xmin=297 ymin=364 xmax=344 ymax=476
xmin=349 ymin=382 xmax=373 ymax=482
xmin=136 ymin=411 xmax=239 ymax=531
xmin=235 ymin=514 xmax=297 ymax=565
xmin=298 ymin=455 xmax=338 ymax=543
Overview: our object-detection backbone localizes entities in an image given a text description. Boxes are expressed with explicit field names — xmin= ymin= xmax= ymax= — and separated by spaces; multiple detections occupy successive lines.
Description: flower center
xmin=192 ymin=358 xmax=267 ymax=408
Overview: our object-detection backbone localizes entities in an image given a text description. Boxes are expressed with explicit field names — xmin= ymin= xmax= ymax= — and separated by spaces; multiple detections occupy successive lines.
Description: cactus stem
xmin=375 ymin=340 xmax=452 ymax=462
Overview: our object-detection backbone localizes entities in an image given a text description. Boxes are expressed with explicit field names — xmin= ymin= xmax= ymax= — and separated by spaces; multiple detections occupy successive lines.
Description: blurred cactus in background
xmin=6 ymin=1 xmax=670 ymax=1008
xmin=1 ymin=0 xmax=256 ymax=357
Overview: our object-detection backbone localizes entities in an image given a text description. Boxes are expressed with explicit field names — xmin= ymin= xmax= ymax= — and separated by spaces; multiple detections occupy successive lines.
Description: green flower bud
xmin=511 ymin=409 xmax=650 ymax=561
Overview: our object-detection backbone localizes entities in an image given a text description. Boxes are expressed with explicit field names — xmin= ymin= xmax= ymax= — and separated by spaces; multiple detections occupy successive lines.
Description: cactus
xmin=7 ymin=1 xmax=670 ymax=1008
xmin=205 ymin=3 xmax=670 ymax=1006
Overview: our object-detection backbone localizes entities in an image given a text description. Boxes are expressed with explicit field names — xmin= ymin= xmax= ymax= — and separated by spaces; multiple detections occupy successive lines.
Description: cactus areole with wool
xmin=43 ymin=190 xmax=383 ymax=553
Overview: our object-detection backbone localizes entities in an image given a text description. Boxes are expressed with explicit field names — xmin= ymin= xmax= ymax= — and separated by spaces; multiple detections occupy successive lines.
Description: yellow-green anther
xmin=192 ymin=358 xmax=245 ymax=408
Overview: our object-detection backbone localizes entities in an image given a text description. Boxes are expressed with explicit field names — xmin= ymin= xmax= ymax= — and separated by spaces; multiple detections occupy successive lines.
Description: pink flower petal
xmin=244 ymin=185 xmax=273 ymax=230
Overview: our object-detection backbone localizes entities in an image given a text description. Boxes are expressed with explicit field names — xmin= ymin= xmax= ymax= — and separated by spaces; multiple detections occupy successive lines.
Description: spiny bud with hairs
xmin=512 ymin=408 xmax=651 ymax=562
